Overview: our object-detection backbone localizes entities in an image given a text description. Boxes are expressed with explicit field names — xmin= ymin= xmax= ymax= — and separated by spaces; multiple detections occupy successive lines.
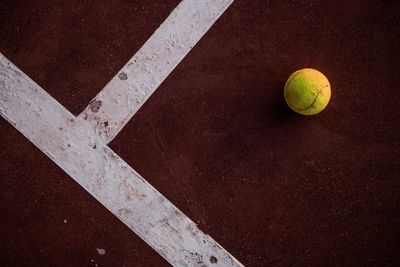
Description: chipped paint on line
xmin=0 ymin=53 xmax=243 ymax=266
xmin=78 ymin=0 xmax=234 ymax=144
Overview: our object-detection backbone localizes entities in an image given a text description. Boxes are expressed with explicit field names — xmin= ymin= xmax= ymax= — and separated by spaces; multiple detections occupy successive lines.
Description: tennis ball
xmin=284 ymin=68 xmax=331 ymax=115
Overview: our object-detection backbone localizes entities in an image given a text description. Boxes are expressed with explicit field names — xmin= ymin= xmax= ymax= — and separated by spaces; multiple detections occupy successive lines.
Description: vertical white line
xmin=78 ymin=0 xmax=234 ymax=144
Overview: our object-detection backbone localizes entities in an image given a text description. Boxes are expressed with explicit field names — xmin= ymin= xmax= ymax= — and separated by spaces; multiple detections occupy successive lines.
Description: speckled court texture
xmin=1 ymin=1 xmax=399 ymax=266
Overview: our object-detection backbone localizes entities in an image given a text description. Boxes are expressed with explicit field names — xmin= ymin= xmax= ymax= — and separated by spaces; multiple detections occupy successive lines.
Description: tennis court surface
xmin=1 ymin=1 xmax=399 ymax=266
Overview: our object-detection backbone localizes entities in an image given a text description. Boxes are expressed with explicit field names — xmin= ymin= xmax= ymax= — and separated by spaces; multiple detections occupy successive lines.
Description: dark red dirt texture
xmin=1 ymin=1 xmax=400 ymax=266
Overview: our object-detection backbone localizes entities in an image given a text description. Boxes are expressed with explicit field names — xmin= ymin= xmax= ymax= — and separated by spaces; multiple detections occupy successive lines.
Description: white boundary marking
xmin=79 ymin=0 xmax=234 ymax=144
xmin=0 ymin=1 xmax=244 ymax=266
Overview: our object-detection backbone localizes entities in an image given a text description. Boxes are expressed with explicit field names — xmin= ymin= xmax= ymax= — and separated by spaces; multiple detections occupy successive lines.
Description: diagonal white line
xmin=1 ymin=1 xmax=242 ymax=265
xmin=78 ymin=0 xmax=234 ymax=144
xmin=1 ymin=56 xmax=243 ymax=267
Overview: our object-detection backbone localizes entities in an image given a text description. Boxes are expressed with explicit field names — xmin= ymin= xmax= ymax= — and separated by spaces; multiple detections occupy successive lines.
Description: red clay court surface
xmin=1 ymin=0 xmax=400 ymax=266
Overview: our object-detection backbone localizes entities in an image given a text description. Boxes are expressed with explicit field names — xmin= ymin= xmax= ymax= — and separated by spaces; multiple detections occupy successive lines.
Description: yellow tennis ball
xmin=284 ymin=68 xmax=331 ymax=115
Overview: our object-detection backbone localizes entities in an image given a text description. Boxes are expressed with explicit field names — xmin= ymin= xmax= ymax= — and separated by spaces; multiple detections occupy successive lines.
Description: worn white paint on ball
xmin=79 ymin=0 xmax=234 ymax=144
xmin=0 ymin=1 xmax=243 ymax=266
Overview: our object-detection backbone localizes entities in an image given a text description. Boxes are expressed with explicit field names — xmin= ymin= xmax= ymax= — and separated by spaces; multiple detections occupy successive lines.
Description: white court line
xmin=0 ymin=55 xmax=242 ymax=267
xmin=0 ymin=1 xmax=244 ymax=266
xmin=79 ymin=0 xmax=234 ymax=144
